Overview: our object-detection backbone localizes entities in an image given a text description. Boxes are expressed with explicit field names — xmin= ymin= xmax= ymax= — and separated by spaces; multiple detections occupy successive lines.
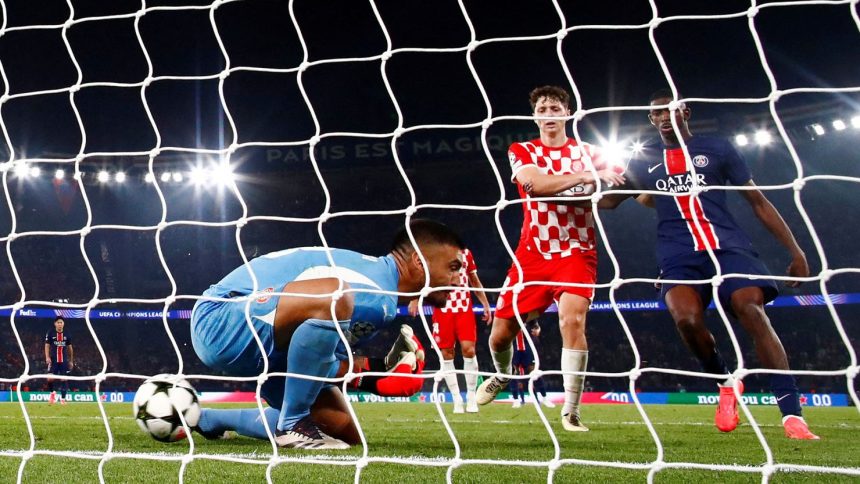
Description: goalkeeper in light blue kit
xmin=190 ymin=219 xmax=464 ymax=449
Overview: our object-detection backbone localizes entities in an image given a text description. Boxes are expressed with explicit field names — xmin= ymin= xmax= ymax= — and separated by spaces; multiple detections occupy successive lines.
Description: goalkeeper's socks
xmin=770 ymin=374 xmax=802 ymax=417
xmin=442 ymin=359 xmax=462 ymax=402
xmin=279 ymin=319 xmax=349 ymax=432
xmin=561 ymin=349 xmax=588 ymax=415
xmin=198 ymin=407 xmax=278 ymax=440
xmin=462 ymin=356 xmax=479 ymax=394
xmin=490 ymin=345 xmax=513 ymax=375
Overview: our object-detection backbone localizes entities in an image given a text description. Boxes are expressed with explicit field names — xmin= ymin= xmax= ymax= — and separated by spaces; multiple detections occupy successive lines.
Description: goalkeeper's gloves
xmin=351 ymin=334 xmax=425 ymax=397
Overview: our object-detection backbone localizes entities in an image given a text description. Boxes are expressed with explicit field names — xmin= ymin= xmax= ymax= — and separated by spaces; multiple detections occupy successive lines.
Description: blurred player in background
xmin=409 ymin=247 xmax=492 ymax=413
xmin=600 ymin=89 xmax=817 ymax=440
xmin=510 ymin=320 xmax=554 ymax=409
xmin=191 ymin=219 xmax=464 ymax=449
xmin=477 ymin=85 xmax=625 ymax=432
xmin=45 ymin=316 xmax=74 ymax=405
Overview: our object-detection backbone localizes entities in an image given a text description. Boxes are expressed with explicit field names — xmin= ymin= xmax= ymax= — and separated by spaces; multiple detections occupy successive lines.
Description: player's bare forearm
xmin=468 ymin=272 xmax=493 ymax=321
xmin=44 ymin=344 xmax=50 ymax=363
xmin=741 ymin=183 xmax=808 ymax=285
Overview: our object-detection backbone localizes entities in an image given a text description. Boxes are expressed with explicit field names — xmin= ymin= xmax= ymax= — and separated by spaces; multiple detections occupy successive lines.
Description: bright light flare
xmin=55 ymin=169 xmax=65 ymax=180
xmin=631 ymin=141 xmax=645 ymax=154
xmin=97 ymin=170 xmax=110 ymax=183
xmin=172 ymin=172 xmax=184 ymax=183
xmin=115 ymin=171 xmax=126 ymax=183
xmin=735 ymin=134 xmax=749 ymax=147
xmin=29 ymin=166 xmax=41 ymax=178
xmin=851 ymin=116 xmax=860 ymax=129
xmin=832 ymin=119 xmax=846 ymax=131
xmin=144 ymin=172 xmax=155 ymax=183
xmin=160 ymin=172 xmax=171 ymax=182
xmin=189 ymin=167 xmax=210 ymax=185
xmin=754 ymin=130 xmax=772 ymax=146
xmin=811 ymin=124 xmax=825 ymax=136
xmin=213 ymin=163 xmax=235 ymax=186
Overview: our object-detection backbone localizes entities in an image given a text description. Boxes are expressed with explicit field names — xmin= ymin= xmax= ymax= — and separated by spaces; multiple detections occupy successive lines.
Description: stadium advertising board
xmin=6 ymin=391 xmax=135 ymax=403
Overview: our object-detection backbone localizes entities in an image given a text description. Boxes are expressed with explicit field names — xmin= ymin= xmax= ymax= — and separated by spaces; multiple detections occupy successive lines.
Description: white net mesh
xmin=0 ymin=0 xmax=858 ymax=482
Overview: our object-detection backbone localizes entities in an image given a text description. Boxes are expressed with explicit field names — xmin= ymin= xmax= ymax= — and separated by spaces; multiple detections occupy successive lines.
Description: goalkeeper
xmin=190 ymin=219 xmax=464 ymax=450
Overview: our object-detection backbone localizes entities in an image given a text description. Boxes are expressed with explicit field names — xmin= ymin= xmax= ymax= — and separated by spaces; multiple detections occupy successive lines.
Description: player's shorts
xmin=49 ymin=362 xmax=70 ymax=375
xmin=432 ymin=308 xmax=476 ymax=349
xmin=191 ymin=288 xmax=284 ymax=378
xmin=659 ymin=249 xmax=778 ymax=317
xmin=495 ymin=247 xmax=597 ymax=320
xmin=512 ymin=347 xmax=534 ymax=370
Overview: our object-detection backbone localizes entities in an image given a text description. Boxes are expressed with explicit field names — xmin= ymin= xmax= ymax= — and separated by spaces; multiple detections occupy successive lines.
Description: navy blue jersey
xmin=45 ymin=330 xmax=72 ymax=363
xmin=626 ymin=136 xmax=755 ymax=267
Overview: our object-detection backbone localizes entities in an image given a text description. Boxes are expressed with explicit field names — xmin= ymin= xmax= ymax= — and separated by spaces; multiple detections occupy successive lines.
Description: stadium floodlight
xmin=189 ymin=166 xmax=209 ymax=185
xmin=832 ymin=119 xmax=846 ymax=131
xmin=13 ymin=163 xmax=28 ymax=178
xmin=0 ymin=162 xmax=10 ymax=172
xmin=55 ymin=169 xmax=65 ymax=180
xmin=851 ymin=115 xmax=860 ymax=129
xmin=160 ymin=172 xmax=171 ymax=182
xmin=97 ymin=170 xmax=110 ymax=183
xmin=631 ymin=141 xmax=645 ymax=154
xmin=601 ymin=141 xmax=628 ymax=166
xmin=144 ymin=172 xmax=155 ymax=183
xmin=115 ymin=171 xmax=127 ymax=183
xmin=811 ymin=123 xmax=825 ymax=136
xmin=754 ymin=130 xmax=772 ymax=146
xmin=172 ymin=172 xmax=184 ymax=183
xmin=29 ymin=166 xmax=41 ymax=178
xmin=213 ymin=163 xmax=235 ymax=186
xmin=735 ymin=134 xmax=749 ymax=146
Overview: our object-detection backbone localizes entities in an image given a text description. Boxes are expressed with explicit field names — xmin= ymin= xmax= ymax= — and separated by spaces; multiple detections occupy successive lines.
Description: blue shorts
xmin=191 ymin=289 xmax=291 ymax=407
xmin=512 ymin=347 xmax=534 ymax=370
xmin=659 ymin=249 xmax=778 ymax=317
xmin=50 ymin=362 xmax=70 ymax=375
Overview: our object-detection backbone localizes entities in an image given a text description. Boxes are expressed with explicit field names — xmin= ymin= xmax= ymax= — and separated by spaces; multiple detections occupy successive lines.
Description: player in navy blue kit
xmin=45 ymin=316 xmax=74 ymax=405
xmin=510 ymin=320 xmax=553 ymax=408
xmin=190 ymin=219 xmax=463 ymax=449
xmin=601 ymin=89 xmax=818 ymax=440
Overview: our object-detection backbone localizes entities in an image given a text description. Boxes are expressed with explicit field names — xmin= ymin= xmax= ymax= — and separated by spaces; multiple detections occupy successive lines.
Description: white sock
xmin=462 ymin=356 xmax=479 ymax=395
xmin=442 ymin=359 xmax=462 ymax=402
xmin=561 ymin=349 xmax=588 ymax=416
xmin=490 ymin=344 xmax=513 ymax=377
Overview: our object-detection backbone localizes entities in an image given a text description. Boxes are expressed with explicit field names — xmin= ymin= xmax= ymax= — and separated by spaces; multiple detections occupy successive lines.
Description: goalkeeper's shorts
xmin=190 ymin=287 xmax=285 ymax=377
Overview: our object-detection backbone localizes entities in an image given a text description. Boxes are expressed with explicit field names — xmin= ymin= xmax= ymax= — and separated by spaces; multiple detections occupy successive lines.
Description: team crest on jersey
xmin=256 ymin=287 xmax=274 ymax=303
xmin=692 ymin=155 xmax=709 ymax=168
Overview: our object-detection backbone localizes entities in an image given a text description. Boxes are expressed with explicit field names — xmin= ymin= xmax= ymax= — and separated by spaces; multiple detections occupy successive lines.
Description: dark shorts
xmin=512 ymin=347 xmax=534 ymax=370
xmin=660 ymin=249 xmax=778 ymax=317
xmin=50 ymin=362 xmax=70 ymax=375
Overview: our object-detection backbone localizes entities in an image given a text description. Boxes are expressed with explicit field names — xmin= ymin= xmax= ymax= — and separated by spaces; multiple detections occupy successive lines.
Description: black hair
xmin=391 ymin=219 xmax=464 ymax=254
xmin=649 ymin=88 xmax=679 ymax=103
xmin=54 ymin=316 xmax=64 ymax=323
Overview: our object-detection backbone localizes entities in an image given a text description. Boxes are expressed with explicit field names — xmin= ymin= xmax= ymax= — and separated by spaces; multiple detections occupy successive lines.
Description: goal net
xmin=0 ymin=0 xmax=858 ymax=482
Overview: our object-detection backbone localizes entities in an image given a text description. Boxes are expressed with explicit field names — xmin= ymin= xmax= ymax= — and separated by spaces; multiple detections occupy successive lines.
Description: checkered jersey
xmin=508 ymin=138 xmax=605 ymax=259
xmin=439 ymin=248 xmax=477 ymax=314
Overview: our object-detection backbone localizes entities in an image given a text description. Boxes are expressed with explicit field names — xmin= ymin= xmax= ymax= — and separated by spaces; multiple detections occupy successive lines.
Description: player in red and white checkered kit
xmin=477 ymin=86 xmax=625 ymax=432
xmin=409 ymin=248 xmax=492 ymax=413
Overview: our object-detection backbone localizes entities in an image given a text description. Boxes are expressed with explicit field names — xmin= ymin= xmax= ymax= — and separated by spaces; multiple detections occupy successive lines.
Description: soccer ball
xmin=133 ymin=375 xmax=201 ymax=442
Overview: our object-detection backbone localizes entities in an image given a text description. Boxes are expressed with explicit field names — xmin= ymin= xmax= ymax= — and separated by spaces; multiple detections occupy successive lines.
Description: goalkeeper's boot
xmin=275 ymin=416 xmax=350 ymax=450
xmin=561 ymin=410 xmax=589 ymax=432
xmin=476 ymin=375 xmax=509 ymax=405
xmin=715 ymin=379 xmax=744 ymax=433
xmin=782 ymin=415 xmax=820 ymax=440
xmin=193 ymin=426 xmax=238 ymax=441
xmin=384 ymin=325 xmax=419 ymax=369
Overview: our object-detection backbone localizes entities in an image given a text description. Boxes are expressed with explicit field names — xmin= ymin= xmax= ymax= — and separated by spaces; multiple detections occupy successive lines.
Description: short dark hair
xmin=649 ymin=88 xmax=678 ymax=103
xmin=529 ymin=85 xmax=571 ymax=110
xmin=54 ymin=316 xmax=64 ymax=323
xmin=391 ymin=219 xmax=464 ymax=254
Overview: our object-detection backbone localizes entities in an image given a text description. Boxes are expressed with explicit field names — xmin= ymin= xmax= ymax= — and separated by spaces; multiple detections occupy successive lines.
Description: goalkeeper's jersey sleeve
xmin=205 ymin=247 xmax=400 ymax=345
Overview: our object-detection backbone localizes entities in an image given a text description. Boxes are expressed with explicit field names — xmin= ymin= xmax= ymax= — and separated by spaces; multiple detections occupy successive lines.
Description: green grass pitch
xmin=0 ymin=402 xmax=857 ymax=483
